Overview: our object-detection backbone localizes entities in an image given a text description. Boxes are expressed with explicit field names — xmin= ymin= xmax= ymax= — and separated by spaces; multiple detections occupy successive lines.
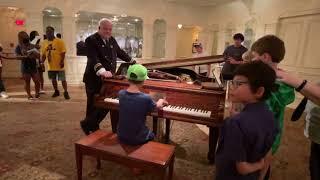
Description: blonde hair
xmin=242 ymin=50 xmax=254 ymax=62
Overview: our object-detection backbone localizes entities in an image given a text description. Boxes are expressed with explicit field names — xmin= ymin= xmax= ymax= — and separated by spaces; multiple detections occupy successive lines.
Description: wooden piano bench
xmin=75 ymin=130 xmax=175 ymax=180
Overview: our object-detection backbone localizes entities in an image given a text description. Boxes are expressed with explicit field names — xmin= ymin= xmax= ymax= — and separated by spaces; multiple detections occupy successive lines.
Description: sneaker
xmin=39 ymin=90 xmax=46 ymax=94
xmin=52 ymin=90 xmax=60 ymax=98
xmin=0 ymin=91 xmax=9 ymax=99
xmin=28 ymin=96 xmax=35 ymax=100
xmin=35 ymin=94 xmax=40 ymax=99
xmin=63 ymin=91 xmax=70 ymax=100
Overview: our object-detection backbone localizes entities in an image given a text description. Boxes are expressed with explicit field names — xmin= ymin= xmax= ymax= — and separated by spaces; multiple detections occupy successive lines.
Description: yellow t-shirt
xmin=41 ymin=38 xmax=66 ymax=71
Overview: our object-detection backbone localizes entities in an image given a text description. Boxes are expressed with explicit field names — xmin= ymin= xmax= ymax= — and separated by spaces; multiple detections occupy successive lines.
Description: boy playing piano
xmin=215 ymin=61 xmax=278 ymax=180
xmin=117 ymin=64 xmax=168 ymax=145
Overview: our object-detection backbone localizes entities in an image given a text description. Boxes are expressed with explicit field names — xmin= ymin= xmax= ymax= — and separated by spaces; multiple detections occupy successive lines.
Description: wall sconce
xmin=177 ymin=24 xmax=182 ymax=29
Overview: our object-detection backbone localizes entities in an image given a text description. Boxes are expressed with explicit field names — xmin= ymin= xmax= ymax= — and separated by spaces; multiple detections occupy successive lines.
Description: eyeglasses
xmin=229 ymin=80 xmax=248 ymax=88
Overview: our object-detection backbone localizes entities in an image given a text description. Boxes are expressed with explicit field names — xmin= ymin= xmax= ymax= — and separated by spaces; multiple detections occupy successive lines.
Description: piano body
xmin=94 ymin=55 xmax=226 ymax=163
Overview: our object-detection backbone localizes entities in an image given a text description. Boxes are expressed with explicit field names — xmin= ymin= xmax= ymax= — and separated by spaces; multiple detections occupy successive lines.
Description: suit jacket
xmin=83 ymin=33 xmax=131 ymax=89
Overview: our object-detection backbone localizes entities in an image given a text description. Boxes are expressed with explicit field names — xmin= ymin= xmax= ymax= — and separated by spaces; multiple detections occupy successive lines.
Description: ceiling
xmin=166 ymin=0 xmax=235 ymax=7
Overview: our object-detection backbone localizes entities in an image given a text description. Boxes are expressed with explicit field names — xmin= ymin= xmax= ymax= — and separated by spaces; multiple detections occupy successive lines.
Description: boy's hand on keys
xmin=156 ymin=99 xmax=168 ymax=109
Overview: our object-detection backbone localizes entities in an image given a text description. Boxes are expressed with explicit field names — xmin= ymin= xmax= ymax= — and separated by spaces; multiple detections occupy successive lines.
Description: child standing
xmin=117 ymin=64 xmax=168 ymax=145
xmin=251 ymin=35 xmax=295 ymax=179
xmin=215 ymin=61 xmax=278 ymax=180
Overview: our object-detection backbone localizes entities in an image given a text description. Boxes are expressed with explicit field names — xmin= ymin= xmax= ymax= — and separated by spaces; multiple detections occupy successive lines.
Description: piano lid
xmin=141 ymin=55 xmax=224 ymax=69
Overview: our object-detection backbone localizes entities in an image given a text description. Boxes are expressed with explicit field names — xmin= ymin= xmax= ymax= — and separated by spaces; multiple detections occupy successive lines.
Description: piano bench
xmin=75 ymin=130 xmax=175 ymax=180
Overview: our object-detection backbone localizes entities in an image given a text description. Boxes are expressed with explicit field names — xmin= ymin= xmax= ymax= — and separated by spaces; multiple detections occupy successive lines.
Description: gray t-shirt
xmin=221 ymin=45 xmax=247 ymax=79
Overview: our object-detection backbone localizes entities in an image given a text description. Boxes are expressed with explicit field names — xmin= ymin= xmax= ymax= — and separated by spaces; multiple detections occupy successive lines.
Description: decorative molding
xmin=279 ymin=8 xmax=320 ymax=19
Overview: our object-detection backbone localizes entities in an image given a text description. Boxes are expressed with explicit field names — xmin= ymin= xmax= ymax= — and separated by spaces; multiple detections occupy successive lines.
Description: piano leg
xmin=165 ymin=119 xmax=171 ymax=144
xmin=208 ymin=127 xmax=219 ymax=164
xmin=110 ymin=110 xmax=119 ymax=133
xmin=153 ymin=117 xmax=158 ymax=135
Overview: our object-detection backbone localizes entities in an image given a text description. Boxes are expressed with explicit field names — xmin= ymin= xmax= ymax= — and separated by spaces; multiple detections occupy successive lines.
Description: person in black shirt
xmin=76 ymin=36 xmax=87 ymax=56
xmin=30 ymin=30 xmax=45 ymax=94
xmin=221 ymin=33 xmax=248 ymax=80
xmin=80 ymin=18 xmax=134 ymax=135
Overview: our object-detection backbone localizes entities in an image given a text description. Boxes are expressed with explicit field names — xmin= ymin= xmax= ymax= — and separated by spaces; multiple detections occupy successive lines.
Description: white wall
xmin=1 ymin=0 xmax=320 ymax=95
xmin=202 ymin=0 xmax=320 ymax=107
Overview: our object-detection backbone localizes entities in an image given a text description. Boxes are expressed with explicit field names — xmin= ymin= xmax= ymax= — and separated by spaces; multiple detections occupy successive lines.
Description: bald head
xmin=98 ymin=18 xmax=113 ymax=39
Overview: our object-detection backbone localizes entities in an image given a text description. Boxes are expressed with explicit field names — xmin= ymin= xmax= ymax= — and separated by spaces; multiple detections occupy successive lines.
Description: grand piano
xmin=94 ymin=55 xmax=226 ymax=163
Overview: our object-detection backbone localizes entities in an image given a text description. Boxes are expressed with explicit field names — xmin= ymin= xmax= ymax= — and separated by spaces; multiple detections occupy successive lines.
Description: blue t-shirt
xmin=117 ymin=90 xmax=156 ymax=145
xmin=215 ymin=102 xmax=278 ymax=180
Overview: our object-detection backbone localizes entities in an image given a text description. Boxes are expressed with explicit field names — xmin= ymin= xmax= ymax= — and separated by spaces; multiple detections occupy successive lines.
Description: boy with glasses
xmin=215 ymin=61 xmax=278 ymax=180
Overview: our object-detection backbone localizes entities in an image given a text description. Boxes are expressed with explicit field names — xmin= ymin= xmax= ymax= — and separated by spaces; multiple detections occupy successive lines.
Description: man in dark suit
xmin=80 ymin=18 xmax=134 ymax=135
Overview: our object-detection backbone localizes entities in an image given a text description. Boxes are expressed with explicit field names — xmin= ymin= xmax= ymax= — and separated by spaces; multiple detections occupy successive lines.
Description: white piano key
xmin=104 ymin=97 xmax=212 ymax=118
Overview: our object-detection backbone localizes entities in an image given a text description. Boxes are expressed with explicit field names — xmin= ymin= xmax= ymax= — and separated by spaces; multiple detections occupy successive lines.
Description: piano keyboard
xmin=104 ymin=97 xmax=212 ymax=118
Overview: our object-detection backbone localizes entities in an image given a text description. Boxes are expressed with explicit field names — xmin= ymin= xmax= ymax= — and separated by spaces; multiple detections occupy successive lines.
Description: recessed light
xmin=127 ymin=23 xmax=130 ymax=25
xmin=8 ymin=7 xmax=18 ymax=11
xmin=177 ymin=24 xmax=182 ymax=29
xmin=121 ymin=14 xmax=127 ymax=17
xmin=134 ymin=19 xmax=139 ymax=22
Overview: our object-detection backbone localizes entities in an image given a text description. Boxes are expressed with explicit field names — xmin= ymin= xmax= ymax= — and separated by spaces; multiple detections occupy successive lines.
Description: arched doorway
xmin=42 ymin=7 xmax=63 ymax=36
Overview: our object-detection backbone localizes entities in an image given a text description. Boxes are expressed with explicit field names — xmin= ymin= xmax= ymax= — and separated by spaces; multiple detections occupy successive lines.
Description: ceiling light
xmin=8 ymin=7 xmax=18 ymax=11
xmin=121 ymin=14 xmax=127 ymax=17
xmin=127 ymin=23 xmax=131 ymax=25
xmin=74 ymin=13 xmax=79 ymax=18
xmin=134 ymin=19 xmax=139 ymax=22
xmin=177 ymin=24 xmax=182 ymax=29
xmin=44 ymin=9 xmax=52 ymax=13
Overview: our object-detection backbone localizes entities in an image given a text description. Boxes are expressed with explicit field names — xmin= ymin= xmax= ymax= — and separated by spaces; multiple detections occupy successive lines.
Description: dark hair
xmin=43 ymin=34 xmax=47 ymax=40
xmin=46 ymin=26 xmax=55 ymax=31
xmin=128 ymin=73 xmax=143 ymax=84
xmin=234 ymin=61 xmax=278 ymax=100
xmin=128 ymin=79 xmax=143 ymax=85
xmin=56 ymin=33 xmax=62 ymax=38
xmin=233 ymin=33 xmax=244 ymax=41
xmin=194 ymin=43 xmax=202 ymax=48
xmin=251 ymin=35 xmax=285 ymax=63
xmin=29 ymin=31 xmax=38 ymax=41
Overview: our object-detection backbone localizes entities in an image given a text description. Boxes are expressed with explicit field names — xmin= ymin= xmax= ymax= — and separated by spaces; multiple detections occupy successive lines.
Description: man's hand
xmin=101 ymin=70 xmax=113 ymax=79
xmin=60 ymin=61 xmax=64 ymax=68
xmin=129 ymin=59 xmax=136 ymax=64
xmin=276 ymin=68 xmax=300 ymax=88
xmin=227 ymin=57 xmax=239 ymax=64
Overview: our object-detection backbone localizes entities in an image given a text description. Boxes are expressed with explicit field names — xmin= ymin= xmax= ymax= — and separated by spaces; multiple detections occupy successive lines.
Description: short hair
xmin=233 ymin=33 xmax=244 ymax=41
xmin=128 ymin=79 xmax=144 ymax=85
xmin=46 ymin=26 xmax=55 ymax=31
xmin=194 ymin=43 xmax=202 ymax=48
xmin=29 ymin=31 xmax=38 ymax=41
xmin=99 ymin=18 xmax=112 ymax=26
xmin=251 ymin=35 xmax=285 ymax=63
xmin=56 ymin=33 xmax=62 ymax=38
xmin=234 ymin=61 xmax=278 ymax=100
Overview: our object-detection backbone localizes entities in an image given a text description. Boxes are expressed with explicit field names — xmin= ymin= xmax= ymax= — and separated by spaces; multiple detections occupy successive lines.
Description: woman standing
xmin=15 ymin=31 xmax=40 ymax=99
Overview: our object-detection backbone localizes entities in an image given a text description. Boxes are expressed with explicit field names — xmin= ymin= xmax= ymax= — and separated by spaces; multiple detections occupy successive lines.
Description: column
xmin=62 ymin=15 xmax=77 ymax=56
xmin=25 ymin=10 xmax=43 ymax=34
xmin=142 ymin=18 xmax=154 ymax=59
xmin=165 ymin=21 xmax=177 ymax=59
